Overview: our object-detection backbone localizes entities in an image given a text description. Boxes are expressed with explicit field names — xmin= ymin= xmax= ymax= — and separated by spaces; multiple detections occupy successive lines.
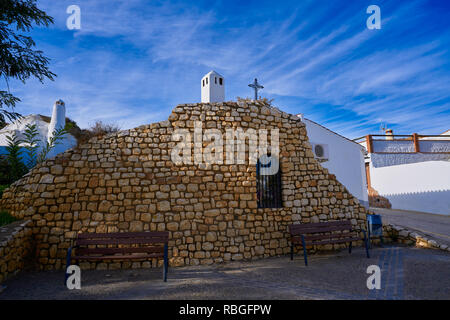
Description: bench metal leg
xmin=348 ymin=241 xmax=352 ymax=254
xmin=362 ymin=230 xmax=370 ymax=259
xmin=290 ymin=242 xmax=294 ymax=261
xmin=163 ymin=243 xmax=168 ymax=282
xmin=301 ymin=235 xmax=308 ymax=266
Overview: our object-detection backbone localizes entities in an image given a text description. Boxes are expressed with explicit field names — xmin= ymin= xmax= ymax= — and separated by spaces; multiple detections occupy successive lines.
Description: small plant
xmin=237 ymin=96 xmax=274 ymax=106
xmin=5 ymin=131 xmax=28 ymax=182
xmin=23 ymin=123 xmax=40 ymax=168
xmin=0 ymin=123 xmax=70 ymax=186
xmin=76 ymin=121 xmax=120 ymax=147
xmin=0 ymin=210 xmax=16 ymax=227
xmin=89 ymin=121 xmax=120 ymax=138
xmin=36 ymin=126 xmax=68 ymax=164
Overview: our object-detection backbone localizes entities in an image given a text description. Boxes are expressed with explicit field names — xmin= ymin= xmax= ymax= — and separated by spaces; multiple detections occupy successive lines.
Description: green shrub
xmin=0 ymin=210 xmax=16 ymax=227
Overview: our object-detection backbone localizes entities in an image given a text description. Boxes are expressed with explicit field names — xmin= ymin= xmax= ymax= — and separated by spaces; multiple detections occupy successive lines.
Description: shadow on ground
xmin=1 ymin=246 xmax=449 ymax=300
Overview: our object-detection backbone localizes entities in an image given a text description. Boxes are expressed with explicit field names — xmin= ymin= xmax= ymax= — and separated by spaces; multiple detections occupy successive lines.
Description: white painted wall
xmin=201 ymin=71 xmax=225 ymax=103
xmin=301 ymin=117 xmax=368 ymax=205
xmin=369 ymin=160 xmax=450 ymax=215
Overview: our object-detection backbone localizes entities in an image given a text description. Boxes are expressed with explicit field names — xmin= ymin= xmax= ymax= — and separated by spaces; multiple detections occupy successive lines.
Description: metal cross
xmin=248 ymin=78 xmax=264 ymax=100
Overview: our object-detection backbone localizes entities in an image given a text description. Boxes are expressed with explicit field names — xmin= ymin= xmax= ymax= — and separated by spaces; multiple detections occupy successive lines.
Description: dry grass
xmin=237 ymin=96 xmax=274 ymax=106
xmin=75 ymin=121 xmax=120 ymax=146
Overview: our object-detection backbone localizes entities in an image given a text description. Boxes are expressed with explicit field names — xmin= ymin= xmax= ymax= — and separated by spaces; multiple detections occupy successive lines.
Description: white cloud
xmin=8 ymin=0 xmax=450 ymax=138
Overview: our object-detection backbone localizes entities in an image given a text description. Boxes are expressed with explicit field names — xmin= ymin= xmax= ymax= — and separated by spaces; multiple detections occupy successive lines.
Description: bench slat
xmin=289 ymin=221 xmax=352 ymax=234
xmin=290 ymin=220 xmax=351 ymax=229
xmin=292 ymin=232 xmax=358 ymax=242
xmin=290 ymin=225 xmax=353 ymax=235
xmin=76 ymin=246 xmax=164 ymax=256
xmin=73 ymin=253 xmax=164 ymax=261
xmin=76 ymin=237 xmax=168 ymax=246
xmin=306 ymin=237 xmax=360 ymax=246
xmin=76 ymin=231 xmax=169 ymax=239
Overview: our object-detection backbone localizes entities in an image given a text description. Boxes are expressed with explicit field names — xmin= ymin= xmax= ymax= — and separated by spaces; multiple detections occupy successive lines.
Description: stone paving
xmin=0 ymin=245 xmax=449 ymax=300
xmin=368 ymin=247 xmax=404 ymax=299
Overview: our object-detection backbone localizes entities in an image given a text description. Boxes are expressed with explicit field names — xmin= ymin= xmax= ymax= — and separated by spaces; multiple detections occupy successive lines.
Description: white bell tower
xmin=201 ymin=70 xmax=225 ymax=103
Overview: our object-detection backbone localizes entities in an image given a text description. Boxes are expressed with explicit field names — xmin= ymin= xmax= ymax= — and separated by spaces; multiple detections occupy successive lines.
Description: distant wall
xmin=369 ymin=160 xmax=450 ymax=215
xmin=386 ymin=190 xmax=450 ymax=215
xmin=303 ymin=119 xmax=368 ymax=205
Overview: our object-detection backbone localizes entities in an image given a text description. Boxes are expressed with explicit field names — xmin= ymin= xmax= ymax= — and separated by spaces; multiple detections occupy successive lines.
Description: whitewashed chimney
xmin=385 ymin=128 xmax=394 ymax=141
xmin=201 ymin=70 xmax=225 ymax=103
xmin=48 ymin=99 xmax=66 ymax=142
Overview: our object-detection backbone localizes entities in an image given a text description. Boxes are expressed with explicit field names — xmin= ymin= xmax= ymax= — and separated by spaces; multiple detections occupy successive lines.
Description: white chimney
xmin=201 ymin=70 xmax=225 ymax=103
xmin=48 ymin=99 xmax=66 ymax=143
xmin=385 ymin=128 xmax=394 ymax=140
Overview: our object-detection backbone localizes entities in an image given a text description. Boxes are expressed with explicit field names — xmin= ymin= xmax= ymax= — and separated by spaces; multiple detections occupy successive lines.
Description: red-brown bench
xmin=289 ymin=220 xmax=369 ymax=266
xmin=66 ymin=231 xmax=169 ymax=282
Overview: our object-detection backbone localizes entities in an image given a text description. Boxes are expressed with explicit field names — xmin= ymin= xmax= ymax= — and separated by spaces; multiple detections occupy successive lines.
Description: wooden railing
xmin=353 ymin=134 xmax=450 ymax=154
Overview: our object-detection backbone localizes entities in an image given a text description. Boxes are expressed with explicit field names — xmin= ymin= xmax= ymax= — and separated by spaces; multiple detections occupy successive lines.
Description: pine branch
xmin=0 ymin=0 xmax=55 ymax=121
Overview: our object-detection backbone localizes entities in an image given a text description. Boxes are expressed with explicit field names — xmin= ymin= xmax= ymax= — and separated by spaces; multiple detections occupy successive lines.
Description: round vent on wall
xmin=314 ymin=144 xmax=324 ymax=158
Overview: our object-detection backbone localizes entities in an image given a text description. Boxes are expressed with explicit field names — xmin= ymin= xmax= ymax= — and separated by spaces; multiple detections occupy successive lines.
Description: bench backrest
xmin=75 ymin=232 xmax=169 ymax=256
xmin=289 ymin=220 xmax=353 ymax=236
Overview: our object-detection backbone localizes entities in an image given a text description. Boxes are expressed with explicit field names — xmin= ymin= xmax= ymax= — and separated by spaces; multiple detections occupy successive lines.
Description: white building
xmin=297 ymin=114 xmax=369 ymax=207
xmin=0 ymin=100 xmax=77 ymax=163
xmin=357 ymin=130 xmax=450 ymax=215
xmin=201 ymin=70 xmax=225 ymax=103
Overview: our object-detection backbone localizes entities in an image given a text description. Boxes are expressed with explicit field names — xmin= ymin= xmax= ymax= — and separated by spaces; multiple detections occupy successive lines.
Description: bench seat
xmin=66 ymin=231 xmax=169 ymax=282
xmin=289 ymin=220 xmax=370 ymax=266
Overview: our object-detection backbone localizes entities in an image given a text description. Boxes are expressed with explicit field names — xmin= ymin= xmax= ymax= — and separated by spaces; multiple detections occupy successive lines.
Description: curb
xmin=383 ymin=223 xmax=450 ymax=252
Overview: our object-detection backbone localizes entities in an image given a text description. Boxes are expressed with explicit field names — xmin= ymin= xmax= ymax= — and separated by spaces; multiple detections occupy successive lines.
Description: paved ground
xmin=1 ymin=245 xmax=449 ymax=300
xmin=370 ymin=207 xmax=450 ymax=247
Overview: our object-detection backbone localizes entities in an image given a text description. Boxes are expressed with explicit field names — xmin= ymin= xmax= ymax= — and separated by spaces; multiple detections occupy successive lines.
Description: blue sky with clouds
xmin=7 ymin=0 xmax=450 ymax=138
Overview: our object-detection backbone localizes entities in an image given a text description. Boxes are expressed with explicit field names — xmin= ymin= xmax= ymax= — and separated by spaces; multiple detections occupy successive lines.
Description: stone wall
xmin=0 ymin=220 xmax=33 ymax=283
xmin=368 ymin=186 xmax=392 ymax=209
xmin=0 ymin=101 xmax=370 ymax=270
xmin=383 ymin=224 xmax=450 ymax=252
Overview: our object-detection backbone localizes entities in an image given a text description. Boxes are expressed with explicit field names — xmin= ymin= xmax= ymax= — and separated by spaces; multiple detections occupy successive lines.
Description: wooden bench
xmin=65 ymin=231 xmax=169 ymax=282
xmin=289 ymin=220 xmax=369 ymax=266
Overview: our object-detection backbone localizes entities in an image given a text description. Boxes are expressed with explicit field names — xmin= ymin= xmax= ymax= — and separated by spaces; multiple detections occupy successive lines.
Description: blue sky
xmin=8 ymin=0 xmax=450 ymax=138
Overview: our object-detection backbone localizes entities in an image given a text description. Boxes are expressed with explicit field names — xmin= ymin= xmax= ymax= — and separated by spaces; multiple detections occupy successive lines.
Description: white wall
xmin=302 ymin=118 xmax=368 ymax=205
xmin=369 ymin=160 xmax=450 ymax=215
